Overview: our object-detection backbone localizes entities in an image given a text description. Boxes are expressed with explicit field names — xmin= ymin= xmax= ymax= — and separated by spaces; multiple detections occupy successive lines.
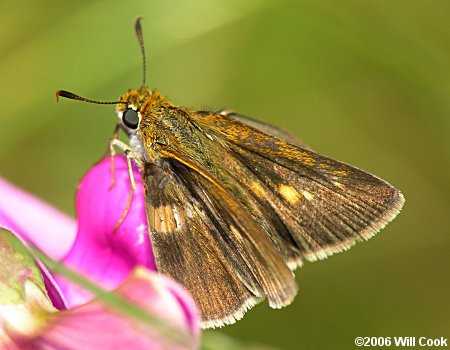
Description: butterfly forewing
xmin=191 ymin=112 xmax=404 ymax=263
xmin=216 ymin=110 xmax=307 ymax=148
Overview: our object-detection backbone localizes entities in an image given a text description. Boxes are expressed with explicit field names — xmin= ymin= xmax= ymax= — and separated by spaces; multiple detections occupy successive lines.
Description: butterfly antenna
xmin=56 ymin=90 xmax=126 ymax=105
xmin=135 ymin=17 xmax=147 ymax=88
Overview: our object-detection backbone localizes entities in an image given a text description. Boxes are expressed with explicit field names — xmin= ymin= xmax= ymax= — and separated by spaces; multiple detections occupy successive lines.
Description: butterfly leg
xmin=108 ymin=123 xmax=121 ymax=189
xmin=109 ymin=138 xmax=142 ymax=232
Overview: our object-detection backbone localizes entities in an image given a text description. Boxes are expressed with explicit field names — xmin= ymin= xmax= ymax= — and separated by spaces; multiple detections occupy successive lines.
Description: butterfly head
xmin=115 ymin=87 xmax=153 ymax=133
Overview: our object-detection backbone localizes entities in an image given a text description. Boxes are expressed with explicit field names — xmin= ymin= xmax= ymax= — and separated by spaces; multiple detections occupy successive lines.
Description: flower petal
xmin=52 ymin=268 xmax=200 ymax=350
xmin=0 ymin=177 xmax=76 ymax=260
xmin=14 ymin=268 xmax=200 ymax=350
xmin=1 ymin=231 xmax=200 ymax=350
xmin=57 ymin=156 xmax=156 ymax=307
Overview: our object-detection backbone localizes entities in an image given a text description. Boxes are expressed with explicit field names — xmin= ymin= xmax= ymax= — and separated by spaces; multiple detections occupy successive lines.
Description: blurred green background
xmin=0 ymin=1 xmax=449 ymax=349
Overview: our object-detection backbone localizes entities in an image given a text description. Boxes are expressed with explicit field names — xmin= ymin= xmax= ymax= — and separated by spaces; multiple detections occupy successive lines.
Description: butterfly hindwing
xmin=144 ymin=159 xmax=297 ymax=328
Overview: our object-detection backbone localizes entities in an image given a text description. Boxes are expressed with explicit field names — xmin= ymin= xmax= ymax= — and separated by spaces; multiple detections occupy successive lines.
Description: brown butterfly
xmin=57 ymin=18 xmax=404 ymax=328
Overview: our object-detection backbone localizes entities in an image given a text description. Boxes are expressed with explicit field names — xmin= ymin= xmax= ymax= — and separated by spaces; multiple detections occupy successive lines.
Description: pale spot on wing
xmin=278 ymin=184 xmax=301 ymax=205
xmin=229 ymin=225 xmax=243 ymax=241
xmin=152 ymin=204 xmax=182 ymax=234
xmin=332 ymin=181 xmax=344 ymax=189
xmin=301 ymin=190 xmax=314 ymax=201
xmin=250 ymin=181 xmax=265 ymax=197
xmin=172 ymin=206 xmax=181 ymax=227
xmin=331 ymin=169 xmax=348 ymax=176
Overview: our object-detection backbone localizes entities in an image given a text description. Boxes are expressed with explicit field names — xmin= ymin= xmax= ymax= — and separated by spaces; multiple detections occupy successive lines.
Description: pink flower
xmin=0 ymin=156 xmax=200 ymax=349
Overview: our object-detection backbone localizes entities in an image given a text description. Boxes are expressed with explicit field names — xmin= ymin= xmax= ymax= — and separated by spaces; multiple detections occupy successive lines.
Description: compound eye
xmin=122 ymin=108 xmax=139 ymax=129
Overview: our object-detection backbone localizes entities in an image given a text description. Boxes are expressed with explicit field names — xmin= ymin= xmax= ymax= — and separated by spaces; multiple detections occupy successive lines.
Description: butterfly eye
xmin=122 ymin=108 xmax=140 ymax=129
